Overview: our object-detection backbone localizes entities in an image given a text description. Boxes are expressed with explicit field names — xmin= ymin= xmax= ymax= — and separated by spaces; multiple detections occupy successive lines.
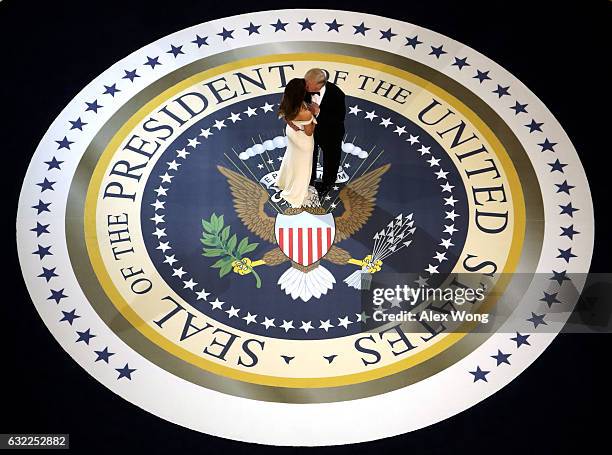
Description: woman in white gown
xmin=275 ymin=78 xmax=318 ymax=208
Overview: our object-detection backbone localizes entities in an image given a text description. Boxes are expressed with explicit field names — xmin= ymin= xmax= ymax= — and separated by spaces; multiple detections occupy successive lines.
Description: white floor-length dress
xmin=275 ymin=112 xmax=318 ymax=208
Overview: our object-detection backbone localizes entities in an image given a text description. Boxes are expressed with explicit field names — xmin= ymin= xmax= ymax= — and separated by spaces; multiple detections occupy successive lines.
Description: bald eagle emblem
xmin=207 ymin=163 xmax=415 ymax=301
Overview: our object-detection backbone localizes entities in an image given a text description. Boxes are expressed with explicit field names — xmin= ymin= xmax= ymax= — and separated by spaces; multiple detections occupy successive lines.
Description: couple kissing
xmin=274 ymin=68 xmax=346 ymax=208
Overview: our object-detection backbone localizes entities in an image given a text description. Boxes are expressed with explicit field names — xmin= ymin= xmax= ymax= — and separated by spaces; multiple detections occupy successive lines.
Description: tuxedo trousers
xmin=310 ymin=129 xmax=344 ymax=189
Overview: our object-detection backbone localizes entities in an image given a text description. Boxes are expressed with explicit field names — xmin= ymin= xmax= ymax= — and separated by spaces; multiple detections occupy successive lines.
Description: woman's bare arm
xmin=303 ymin=116 xmax=315 ymax=136
xmin=285 ymin=118 xmax=300 ymax=131
xmin=296 ymin=110 xmax=315 ymax=136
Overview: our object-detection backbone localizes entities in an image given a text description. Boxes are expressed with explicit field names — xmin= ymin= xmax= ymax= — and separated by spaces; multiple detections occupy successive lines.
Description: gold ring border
xmin=66 ymin=42 xmax=542 ymax=402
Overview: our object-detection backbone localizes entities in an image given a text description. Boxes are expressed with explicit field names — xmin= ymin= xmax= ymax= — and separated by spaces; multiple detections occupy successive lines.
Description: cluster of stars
xmin=348 ymin=104 xmax=461 ymax=284
xmin=31 ymin=183 xmax=136 ymax=379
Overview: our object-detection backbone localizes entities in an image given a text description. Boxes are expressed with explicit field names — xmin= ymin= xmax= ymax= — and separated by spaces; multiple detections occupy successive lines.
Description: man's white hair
xmin=304 ymin=68 xmax=327 ymax=84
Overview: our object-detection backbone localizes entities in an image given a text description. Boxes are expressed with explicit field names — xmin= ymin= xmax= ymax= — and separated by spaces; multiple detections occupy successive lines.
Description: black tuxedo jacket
xmin=305 ymin=81 xmax=346 ymax=143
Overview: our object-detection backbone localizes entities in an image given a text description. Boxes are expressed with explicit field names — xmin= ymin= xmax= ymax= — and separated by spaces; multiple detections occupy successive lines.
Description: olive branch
xmin=201 ymin=213 xmax=261 ymax=288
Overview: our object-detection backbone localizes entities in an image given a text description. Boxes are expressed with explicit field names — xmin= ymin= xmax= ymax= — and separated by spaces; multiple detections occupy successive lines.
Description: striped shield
xmin=274 ymin=211 xmax=335 ymax=266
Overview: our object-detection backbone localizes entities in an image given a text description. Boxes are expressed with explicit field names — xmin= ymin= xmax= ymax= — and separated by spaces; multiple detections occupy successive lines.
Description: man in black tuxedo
xmin=288 ymin=68 xmax=346 ymax=200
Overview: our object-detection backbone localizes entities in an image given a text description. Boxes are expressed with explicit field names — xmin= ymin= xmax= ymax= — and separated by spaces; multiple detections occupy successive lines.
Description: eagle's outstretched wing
xmin=334 ymin=163 xmax=391 ymax=243
xmin=262 ymin=246 xmax=290 ymax=266
xmin=217 ymin=165 xmax=276 ymax=243
xmin=325 ymin=245 xmax=352 ymax=264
